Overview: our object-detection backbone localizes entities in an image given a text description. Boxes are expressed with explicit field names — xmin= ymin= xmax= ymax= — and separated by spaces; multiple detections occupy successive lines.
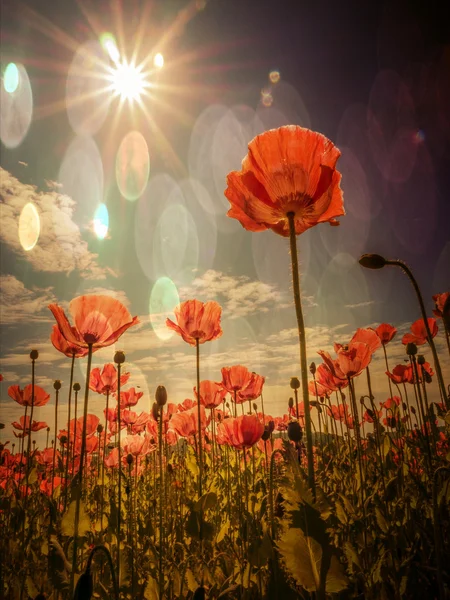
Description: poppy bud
xmin=411 ymin=406 xmax=416 ymax=415
xmin=309 ymin=362 xmax=316 ymax=375
xmin=423 ymin=371 xmax=432 ymax=384
xmin=53 ymin=380 xmax=61 ymax=391
xmin=30 ymin=349 xmax=39 ymax=360
xmin=73 ymin=382 xmax=81 ymax=392
xmin=287 ymin=421 xmax=303 ymax=443
xmin=47 ymin=426 xmax=50 ymax=432
xmin=126 ymin=453 xmax=133 ymax=465
xmin=406 ymin=343 xmax=417 ymax=356
xmin=360 ymin=396 xmax=365 ymax=405
xmin=114 ymin=350 xmax=125 ymax=364
xmin=167 ymin=463 xmax=174 ymax=474
xmin=288 ymin=397 xmax=294 ymax=409
xmin=366 ymin=409 xmax=374 ymax=420
xmin=267 ymin=420 xmax=275 ymax=434
xmin=73 ymin=569 xmax=93 ymax=600
xmin=152 ymin=402 xmax=159 ymax=421
xmin=253 ymin=403 xmax=258 ymax=412
xmin=155 ymin=385 xmax=167 ymax=407
xmin=34 ymin=595 xmax=46 ymax=600
xmin=359 ymin=253 xmax=387 ymax=270
xmin=290 ymin=377 xmax=300 ymax=390
xmin=402 ymin=403 xmax=408 ymax=412
xmin=193 ymin=586 xmax=206 ymax=600
xmin=60 ymin=435 xmax=67 ymax=445
xmin=417 ymin=355 xmax=425 ymax=365
xmin=261 ymin=428 xmax=271 ymax=441
xmin=97 ymin=424 xmax=103 ymax=434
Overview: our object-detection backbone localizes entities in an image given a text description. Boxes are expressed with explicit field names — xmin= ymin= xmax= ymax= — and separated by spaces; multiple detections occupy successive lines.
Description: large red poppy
xmin=225 ymin=125 xmax=344 ymax=236
xmin=237 ymin=372 xmax=265 ymax=403
xmin=169 ymin=405 xmax=208 ymax=438
xmin=217 ymin=415 xmax=264 ymax=449
xmin=433 ymin=292 xmax=450 ymax=319
xmin=194 ymin=380 xmax=227 ymax=409
xmin=221 ymin=365 xmax=254 ymax=394
xmin=116 ymin=387 xmax=144 ymax=409
xmin=166 ymin=299 xmax=222 ymax=346
xmin=50 ymin=325 xmax=89 ymax=358
xmin=8 ymin=384 xmax=50 ymax=407
xmin=48 ymin=294 xmax=139 ymax=349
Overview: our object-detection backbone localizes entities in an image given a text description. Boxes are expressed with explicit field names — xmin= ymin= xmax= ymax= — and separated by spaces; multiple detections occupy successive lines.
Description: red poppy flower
xmin=326 ymin=403 xmax=350 ymax=422
xmin=217 ymin=415 xmax=264 ymax=449
xmin=433 ymin=292 xmax=450 ymax=318
xmin=50 ymin=325 xmax=89 ymax=358
xmin=89 ymin=363 xmax=130 ymax=394
xmin=48 ymin=294 xmax=139 ymax=349
xmin=386 ymin=364 xmax=412 ymax=384
xmin=116 ymin=387 xmax=144 ymax=410
xmin=11 ymin=416 xmax=48 ymax=432
xmin=121 ymin=434 xmax=151 ymax=457
xmin=224 ymin=125 xmax=344 ymax=237
xmin=177 ymin=398 xmax=197 ymax=412
xmin=8 ymin=384 xmax=50 ymax=407
xmin=372 ymin=323 xmax=397 ymax=346
xmin=221 ymin=365 xmax=254 ymax=394
xmin=166 ymin=299 xmax=222 ymax=346
xmin=170 ymin=405 xmax=208 ymax=438
xmin=194 ymin=380 xmax=227 ymax=409
xmin=308 ymin=379 xmax=330 ymax=398
xmin=104 ymin=447 xmax=119 ymax=468
xmin=402 ymin=318 xmax=438 ymax=346
xmin=319 ymin=341 xmax=373 ymax=381
xmin=335 ymin=328 xmax=382 ymax=354
xmin=68 ymin=414 xmax=100 ymax=438
xmin=237 ymin=372 xmax=265 ymax=402
xmin=315 ymin=363 xmax=348 ymax=392
xmin=381 ymin=396 xmax=401 ymax=410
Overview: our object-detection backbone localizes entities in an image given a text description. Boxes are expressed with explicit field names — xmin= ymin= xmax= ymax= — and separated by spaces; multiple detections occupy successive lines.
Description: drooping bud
xmin=73 ymin=568 xmax=93 ymax=600
xmin=406 ymin=343 xmax=417 ymax=356
xmin=73 ymin=382 xmax=81 ymax=392
xmin=97 ymin=424 xmax=103 ymax=434
xmin=252 ymin=403 xmax=258 ymax=412
xmin=359 ymin=253 xmax=387 ymax=270
xmin=290 ymin=377 xmax=300 ymax=390
xmin=155 ymin=385 xmax=167 ymax=407
xmin=193 ymin=585 xmax=206 ymax=600
xmin=309 ymin=362 xmax=316 ymax=375
xmin=30 ymin=349 xmax=39 ymax=360
xmin=60 ymin=435 xmax=68 ymax=445
xmin=417 ymin=355 xmax=425 ymax=365
xmin=126 ymin=453 xmax=133 ymax=465
xmin=410 ymin=406 xmax=416 ymax=415
xmin=423 ymin=371 xmax=432 ymax=384
xmin=360 ymin=396 xmax=365 ymax=405
xmin=53 ymin=380 xmax=62 ymax=391
xmin=287 ymin=421 xmax=303 ymax=443
xmin=288 ymin=397 xmax=294 ymax=409
xmin=114 ymin=350 xmax=125 ymax=364
xmin=152 ymin=402 xmax=159 ymax=421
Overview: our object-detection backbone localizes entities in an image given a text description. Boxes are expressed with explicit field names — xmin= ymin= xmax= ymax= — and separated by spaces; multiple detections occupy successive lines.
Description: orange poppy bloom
xmin=89 ymin=363 xmax=130 ymax=394
xmin=221 ymin=365 xmax=254 ymax=394
xmin=433 ymin=292 xmax=450 ymax=318
xmin=194 ymin=380 xmax=227 ymax=409
xmin=48 ymin=294 xmax=139 ymax=349
xmin=166 ymin=299 xmax=223 ymax=346
xmin=50 ymin=325 xmax=89 ymax=358
xmin=237 ymin=372 xmax=265 ymax=402
xmin=217 ymin=415 xmax=264 ymax=449
xmin=225 ymin=125 xmax=344 ymax=236
xmin=402 ymin=318 xmax=438 ymax=346
xmin=8 ymin=384 xmax=50 ymax=407
xmin=372 ymin=323 xmax=397 ymax=346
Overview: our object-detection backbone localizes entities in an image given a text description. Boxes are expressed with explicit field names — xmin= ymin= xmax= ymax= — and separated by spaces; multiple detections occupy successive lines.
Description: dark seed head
xmin=287 ymin=421 xmax=303 ymax=443
xmin=290 ymin=377 xmax=300 ymax=390
xmin=155 ymin=385 xmax=168 ymax=407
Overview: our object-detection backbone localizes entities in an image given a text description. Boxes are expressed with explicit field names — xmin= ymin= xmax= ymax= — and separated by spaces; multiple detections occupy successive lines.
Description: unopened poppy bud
xmin=411 ymin=406 xmax=416 ymax=415
xmin=114 ymin=350 xmax=125 ymax=364
xmin=288 ymin=397 xmax=294 ymax=409
xmin=53 ymin=380 xmax=61 ymax=391
xmin=360 ymin=397 xmax=365 ymax=405
xmin=167 ymin=463 xmax=174 ymax=474
xmin=290 ymin=377 xmax=300 ymax=390
xmin=73 ymin=382 xmax=81 ymax=392
xmin=155 ymin=385 xmax=167 ymax=406
xmin=366 ymin=409 xmax=374 ymax=420
xmin=261 ymin=428 xmax=271 ymax=442
xmin=30 ymin=349 xmax=39 ymax=360
xmin=423 ymin=371 xmax=432 ymax=384
xmin=359 ymin=253 xmax=387 ymax=270
xmin=406 ymin=343 xmax=417 ymax=356
xmin=60 ymin=435 xmax=68 ymax=445
xmin=97 ymin=424 xmax=103 ymax=434
xmin=402 ymin=403 xmax=407 ymax=412
xmin=287 ymin=421 xmax=303 ymax=443
xmin=309 ymin=363 xmax=316 ymax=375
xmin=268 ymin=420 xmax=275 ymax=434
xmin=47 ymin=426 xmax=50 ymax=432
xmin=126 ymin=453 xmax=133 ymax=465
xmin=417 ymin=355 xmax=425 ymax=365
xmin=253 ymin=403 xmax=258 ymax=412
xmin=152 ymin=402 xmax=159 ymax=421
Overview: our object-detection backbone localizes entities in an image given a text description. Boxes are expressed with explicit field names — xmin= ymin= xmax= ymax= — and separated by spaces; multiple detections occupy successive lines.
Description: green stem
xmin=64 ymin=353 xmax=75 ymax=511
xmin=287 ymin=212 xmax=315 ymax=496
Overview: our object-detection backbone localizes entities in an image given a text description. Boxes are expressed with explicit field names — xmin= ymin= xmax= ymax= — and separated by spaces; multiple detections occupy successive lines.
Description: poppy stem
xmin=64 ymin=352 xmax=75 ymax=511
xmin=70 ymin=343 xmax=93 ymax=597
xmin=195 ymin=339 xmax=203 ymax=501
xmin=51 ymin=384 xmax=59 ymax=498
xmin=287 ymin=213 xmax=315 ymax=496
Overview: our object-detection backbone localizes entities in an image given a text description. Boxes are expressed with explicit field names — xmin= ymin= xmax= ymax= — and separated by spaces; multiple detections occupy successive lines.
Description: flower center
xmin=83 ymin=331 xmax=99 ymax=344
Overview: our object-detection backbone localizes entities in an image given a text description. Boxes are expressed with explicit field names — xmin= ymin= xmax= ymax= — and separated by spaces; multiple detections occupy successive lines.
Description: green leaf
xmin=144 ymin=577 xmax=159 ymax=600
xmin=61 ymin=500 xmax=90 ymax=537
xmin=26 ymin=577 xmax=39 ymax=598
xmin=195 ymin=491 xmax=217 ymax=512
xmin=326 ymin=555 xmax=349 ymax=593
xmin=335 ymin=500 xmax=348 ymax=525
xmin=375 ymin=507 xmax=389 ymax=534
xmin=185 ymin=569 xmax=197 ymax=592
xmin=217 ymin=519 xmax=229 ymax=543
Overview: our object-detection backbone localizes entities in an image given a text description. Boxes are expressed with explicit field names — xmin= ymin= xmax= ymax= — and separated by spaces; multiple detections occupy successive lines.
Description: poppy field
xmin=1 ymin=126 xmax=450 ymax=600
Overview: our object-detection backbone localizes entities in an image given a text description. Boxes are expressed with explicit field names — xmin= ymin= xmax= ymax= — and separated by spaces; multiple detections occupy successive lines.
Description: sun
xmin=109 ymin=60 xmax=147 ymax=102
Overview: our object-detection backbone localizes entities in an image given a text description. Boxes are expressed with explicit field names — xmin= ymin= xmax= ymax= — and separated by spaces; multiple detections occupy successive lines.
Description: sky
xmin=1 ymin=0 xmax=449 ymax=446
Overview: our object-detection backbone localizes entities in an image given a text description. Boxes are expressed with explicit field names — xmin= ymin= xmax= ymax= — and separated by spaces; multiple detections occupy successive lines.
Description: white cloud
xmin=0 ymin=274 xmax=56 ymax=324
xmin=0 ymin=168 xmax=109 ymax=279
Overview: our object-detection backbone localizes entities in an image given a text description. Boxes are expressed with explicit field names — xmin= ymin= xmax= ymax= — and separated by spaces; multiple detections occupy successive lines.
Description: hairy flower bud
xmin=288 ymin=397 xmax=294 ymax=409
xmin=73 ymin=382 xmax=81 ymax=392
xmin=152 ymin=402 xmax=159 ymax=421
xmin=114 ymin=350 xmax=126 ymax=364
xmin=126 ymin=453 xmax=133 ymax=465
xmin=406 ymin=342 xmax=417 ymax=356
xmin=155 ymin=385 xmax=167 ymax=407
xmin=290 ymin=377 xmax=300 ymax=390
xmin=287 ymin=421 xmax=303 ymax=443
xmin=53 ymin=380 xmax=62 ymax=391
xmin=309 ymin=362 xmax=316 ymax=375
xmin=97 ymin=424 xmax=103 ymax=434
xmin=30 ymin=349 xmax=39 ymax=360
xmin=60 ymin=435 xmax=68 ymax=445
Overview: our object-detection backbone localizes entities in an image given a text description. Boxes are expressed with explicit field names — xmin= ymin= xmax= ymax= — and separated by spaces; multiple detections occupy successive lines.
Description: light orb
xmin=100 ymin=32 xmax=120 ymax=64
xmin=153 ymin=53 xmax=164 ymax=69
xmin=93 ymin=203 xmax=109 ymax=239
xmin=4 ymin=63 xmax=19 ymax=93
xmin=111 ymin=60 xmax=146 ymax=102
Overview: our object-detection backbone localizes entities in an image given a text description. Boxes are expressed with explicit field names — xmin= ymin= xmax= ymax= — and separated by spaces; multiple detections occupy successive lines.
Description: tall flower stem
xmin=115 ymin=353 xmax=125 ymax=587
xmin=287 ymin=213 xmax=315 ymax=494
xmin=70 ymin=343 xmax=93 ymax=597
xmin=51 ymin=381 xmax=61 ymax=498
xmin=158 ymin=404 xmax=164 ymax=598
xmin=64 ymin=353 xmax=75 ymax=510
xmin=195 ymin=339 xmax=203 ymax=501
xmin=100 ymin=389 xmax=110 ymax=534
xmin=385 ymin=260 xmax=447 ymax=405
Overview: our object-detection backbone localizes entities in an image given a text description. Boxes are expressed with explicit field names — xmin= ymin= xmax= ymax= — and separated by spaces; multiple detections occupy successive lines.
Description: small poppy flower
xmin=166 ymin=299 xmax=222 ymax=346
xmin=236 ymin=372 xmax=265 ymax=402
xmin=169 ymin=406 xmax=208 ymax=438
xmin=194 ymin=381 xmax=227 ymax=409
xmin=89 ymin=363 xmax=130 ymax=394
xmin=433 ymin=292 xmax=450 ymax=319
xmin=371 ymin=323 xmax=397 ymax=346
xmin=221 ymin=365 xmax=254 ymax=394
xmin=386 ymin=364 xmax=412 ymax=384
xmin=11 ymin=416 xmax=48 ymax=432
xmin=177 ymin=398 xmax=197 ymax=412
xmin=48 ymin=294 xmax=139 ymax=349
xmin=225 ymin=125 xmax=344 ymax=236
xmin=218 ymin=414 xmax=264 ymax=449
xmin=402 ymin=318 xmax=438 ymax=346
xmin=116 ymin=387 xmax=144 ymax=410
xmin=8 ymin=384 xmax=50 ymax=407
xmin=318 ymin=341 xmax=372 ymax=380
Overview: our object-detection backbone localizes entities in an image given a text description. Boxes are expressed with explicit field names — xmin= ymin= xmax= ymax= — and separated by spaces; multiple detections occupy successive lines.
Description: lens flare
xmin=111 ymin=60 xmax=146 ymax=102
xmin=269 ymin=70 xmax=280 ymax=84
xmin=93 ymin=203 xmax=109 ymax=239
xmin=100 ymin=32 xmax=120 ymax=64
xmin=154 ymin=53 xmax=164 ymax=69
xmin=4 ymin=63 xmax=19 ymax=93
xmin=149 ymin=277 xmax=180 ymax=341
xmin=18 ymin=202 xmax=40 ymax=251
